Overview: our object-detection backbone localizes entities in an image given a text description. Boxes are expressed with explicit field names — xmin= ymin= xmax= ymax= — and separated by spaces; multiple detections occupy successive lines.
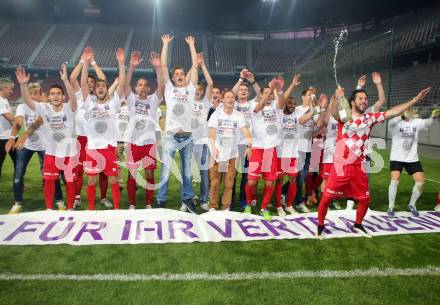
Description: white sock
xmin=346 ymin=200 xmax=354 ymax=210
xmin=388 ymin=180 xmax=399 ymax=209
xmin=409 ymin=182 xmax=424 ymax=207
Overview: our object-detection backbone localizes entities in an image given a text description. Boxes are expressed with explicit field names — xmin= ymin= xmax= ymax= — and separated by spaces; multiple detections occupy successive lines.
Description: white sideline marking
xmin=0 ymin=267 xmax=439 ymax=282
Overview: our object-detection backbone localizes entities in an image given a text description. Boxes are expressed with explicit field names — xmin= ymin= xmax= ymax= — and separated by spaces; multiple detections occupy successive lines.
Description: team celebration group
xmin=0 ymin=34 xmax=439 ymax=238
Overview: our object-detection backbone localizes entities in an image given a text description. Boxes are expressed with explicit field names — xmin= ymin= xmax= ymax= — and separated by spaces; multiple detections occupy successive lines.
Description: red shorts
xmin=323 ymin=163 xmax=369 ymax=200
xmin=277 ymin=157 xmax=298 ymax=177
xmin=126 ymin=143 xmax=157 ymax=170
xmin=248 ymin=148 xmax=278 ymax=181
xmin=43 ymin=154 xmax=79 ymax=182
xmin=321 ymin=163 xmax=333 ymax=179
xmin=84 ymin=145 xmax=119 ymax=176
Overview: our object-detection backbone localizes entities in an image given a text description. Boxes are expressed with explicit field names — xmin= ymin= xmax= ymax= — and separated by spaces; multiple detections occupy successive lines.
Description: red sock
xmin=127 ymin=175 xmax=137 ymax=205
xmin=305 ymin=173 xmax=314 ymax=196
xmin=356 ymin=198 xmax=370 ymax=225
xmin=261 ymin=184 xmax=274 ymax=210
xmin=111 ymin=183 xmax=121 ymax=209
xmin=146 ymin=177 xmax=155 ymax=205
xmin=275 ymin=181 xmax=283 ymax=208
xmin=87 ymin=184 xmax=96 ymax=210
xmin=437 ymin=197 xmax=440 ymax=205
xmin=245 ymin=183 xmax=256 ymax=206
xmin=312 ymin=176 xmax=323 ymax=194
xmin=75 ymin=171 xmax=83 ymax=197
xmin=66 ymin=182 xmax=76 ymax=210
xmin=286 ymin=182 xmax=297 ymax=207
xmin=318 ymin=195 xmax=332 ymax=226
xmin=44 ymin=180 xmax=55 ymax=210
xmin=99 ymin=173 xmax=108 ymax=200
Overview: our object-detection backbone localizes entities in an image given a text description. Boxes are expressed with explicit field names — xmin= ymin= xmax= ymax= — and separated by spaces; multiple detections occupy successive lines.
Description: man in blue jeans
xmin=6 ymin=83 xmax=63 ymax=214
xmin=156 ymin=34 xmax=199 ymax=213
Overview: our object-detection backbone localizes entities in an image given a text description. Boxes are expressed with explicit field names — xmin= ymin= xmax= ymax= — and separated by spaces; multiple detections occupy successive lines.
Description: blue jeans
xmin=13 ymin=148 xmax=62 ymax=203
xmin=157 ymin=133 xmax=194 ymax=203
xmin=295 ymin=151 xmax=311 ymax=205
xmin=193 ymin=144 xmax=209 ymax=204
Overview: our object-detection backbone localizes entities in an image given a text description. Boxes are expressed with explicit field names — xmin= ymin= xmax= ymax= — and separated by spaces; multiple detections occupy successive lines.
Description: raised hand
xmin=274 ymin=75 xmax=285 ymax=91
xmin=116 ymin=48 xmax=125 ymax=64
xmin=197 ymin=52 xmax=205 ymax=67
xmin=244 ymin=71 xmax=255 ymax=82
xmin=292 ymin=74 xmax=301 ymax=88
xmin=357 ymin=75 xmax=366 ymax=88
xmin=319 ymin=93 xmax=328 ymax=109
xmin=414 ymin=87 xmax=431 ymax=103
xmin=15 ymin=66 xmax=30 ymax=85
xmin=130 ymin=50 xmax=142 ymax=67
xmin=185 ymin=36 xmax=195 ymax=45
xmin=372 ymin=72 xmax=382 ymax=85
xmin=149 ymin=52 xmax=160 ymax=68
xmin=82 ymin=47 xmax=94 ymax=63
xmin=60 ymin=63 xmax=68 ymax=82
xmin=335 ymin=87 xmax=345 ymax=98
xmin=431 ymin=108 xmax=440 ymax=118
xmin=161 ymin=34 xmax=174 ymax=44
xmin=239 ymin=68 xmax=248 ymax=79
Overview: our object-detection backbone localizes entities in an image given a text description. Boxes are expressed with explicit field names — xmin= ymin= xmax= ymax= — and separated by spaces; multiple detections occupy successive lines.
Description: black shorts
xmin=390 ymin=161 xmax=423 ymax=175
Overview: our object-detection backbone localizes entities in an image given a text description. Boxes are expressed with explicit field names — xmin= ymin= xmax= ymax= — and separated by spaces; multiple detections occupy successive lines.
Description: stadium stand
xmin=208 ymin=37 xmax=247 ymax=73
xmin=126 ymin=28 xmax=162 ymax=70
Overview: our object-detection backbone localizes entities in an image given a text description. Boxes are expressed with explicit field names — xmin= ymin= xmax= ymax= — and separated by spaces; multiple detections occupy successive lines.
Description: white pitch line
xmin=0 ymin=267 xmax=439 ymax=282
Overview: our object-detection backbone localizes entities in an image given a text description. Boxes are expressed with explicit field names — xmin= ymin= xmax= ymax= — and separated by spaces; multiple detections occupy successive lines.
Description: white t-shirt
xmin=277 ymin=108 xmax=301 ymax=158
xmin=34 ymin=102 xmax=77 ymax=157
xmin=208 ymin=108 xmax=247 ymax=162
xmin=0 ymin=96 xmax=12 ymax=140
xmin=116 ymin=103 xmax=129 ymax=143
xmin=322 ymin=116 xmax=339 ymax=164
xmin=126 ymin=92 xmax=160 ymax=146
xmin=389 ymin=117 xmax=433 ymax=163
xmin=250 ymin=100 xmax=281 ymax=149
xmin=296 ymin=105 xmax=313 ymax=152
xmin=235 ymin=99 xmax=255 ymax=144
xmin=15 ymin=103 xmax=46 ymax=151
xmin=81 ymin=94 xmax=121 ymax=149
xmin=164 ymin=81 xmax=196 ymax=133
xmin=74 ymin=91 xmax=96 ymax=137
xmin=191 ymin=95 xmax=211 ymax=145
xmin=156 ymin=108 xmax=162 ymax=132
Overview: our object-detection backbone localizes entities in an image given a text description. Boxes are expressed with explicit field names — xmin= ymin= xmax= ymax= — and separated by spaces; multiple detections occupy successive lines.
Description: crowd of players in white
xmin=0 ymin=34 xmax=439 ymax=235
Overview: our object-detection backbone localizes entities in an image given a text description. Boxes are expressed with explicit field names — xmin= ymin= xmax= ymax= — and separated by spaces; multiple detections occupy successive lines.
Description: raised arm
xmin=185 ymin=36 xmax=198 ymax=86
xmin=91 ymin=55 xmax=106 ymax=81
xmin=15 ymin=67 xmax=34 ymax=111
xmin=115 ymin=48 xmax=126 ymax=98
xmin=283 ymin=74 xmax=301 ymax=100
xmin=244 ymin=71 xmax=261 ymax=97
xmin=385 ymin=87 xmax=431 ymax=119
xmin=80 ymin=47 xmax=93 ymax=100
xmin=315 ymin=93 xmax=329 ymax=127
xmin=108 ymin=77 xmax=119 ymax=98
xmin=125 ymin=50 xmax=142 ymax=98
xmin=357 ymin=75 xmax=366 ymax=89
xmin=60 ymin=63 xmax=77 ymax=111
xmin=150 ymin=52 xmax=164 ymax=100
xmin=232 ymin=69 xmax=246 ymax=96
xmin=329 ymin=87 xmax=344 ymax=122
xmin=273 ymin=76 xmax=285 ymax=109
xmin=198 ymin=52 xmax=213 ymax=101
xmin=69 ymin=57 xmax=83 ymax=92
xmin=371 ymin=72 xmax=386 ymax=112
xmin=160 ymin=34 xmax=173 ymax=83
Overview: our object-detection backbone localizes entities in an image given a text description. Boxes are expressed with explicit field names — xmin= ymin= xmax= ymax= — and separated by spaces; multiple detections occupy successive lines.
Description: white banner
xmin=0 ymin=209 xmax=439 ymax=245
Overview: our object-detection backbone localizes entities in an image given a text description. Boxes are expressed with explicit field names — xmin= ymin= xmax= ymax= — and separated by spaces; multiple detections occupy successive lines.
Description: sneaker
xmin=8 ymin=203 xmax=22 ymax=214
xmin=56 ymin=201 xmax=66 ymax=211
xmin=100 ymin=198 xmax=113 ymax=208
xmin=285 ymin=206 xmax=298 ymax=215
xmin=73 ymin=196 xmax=81 ymax=208
xmin=331 ymin=201 xmax=342 ymax=210
xmin=387 ymin=208 xmax=395 ymax=217
xmin=353 ymin=223 xmax=372 ymax=238
xmin=316 ymin=225 xmax=325 ymax=240
xmin=435 ymin=204 xmax=440 ymax=212
xmin=408 ymin=205 xmax=419 ymax=217
xmin=243 ymin=205 xmax=252 ymax=214
xmin=277 ymin=207 xmax=286 ymax=217
xmin=129 ymin=205 xmax=136 ymax=210
xmin=306 ymin=196 xmax=314 ymax=207
xmin=67 ymin=208 xmax=74 ymax=211
xmin=251 ymin=199 xmax=257 ymax=207
xmin=209 ymin=208 xmax=216 ymax=212
xmin=280 ymin=195 xmax=286 ymax=207
xmin=180 ymin=203 xmax=188 ymax=212
xmin=260 ymin=209 xmax=272 ymax=221
xmin=183 ymin=199 xmax=197 ymax=214
xmin=193 ymin=195 xmax=199 ymax=205
xmin=145 ymin=204 xmax=152 ymax=209
xmin=346 ymin=200 xmax=355 ymax=210
xmin=156 ymin=201 xmax=166 ymax=209
xmin=297 ymin=203 xmax=311 ymax=213
xmin=201 ymin=203 xmax=210 ymax=211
